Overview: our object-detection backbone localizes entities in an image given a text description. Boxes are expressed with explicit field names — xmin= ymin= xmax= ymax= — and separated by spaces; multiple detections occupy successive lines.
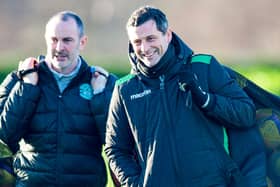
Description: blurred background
xmin=0 ymin=1 xmax=280 ymax=186
xmin=0 ymin=0 xmax=280 ymax=93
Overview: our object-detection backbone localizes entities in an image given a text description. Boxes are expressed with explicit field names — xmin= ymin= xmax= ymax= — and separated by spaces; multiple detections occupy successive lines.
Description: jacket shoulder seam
xmin=191 ymin=54 xmax=212 ymax=64
xmin=116 ymin=74 xmax=135 ymax=85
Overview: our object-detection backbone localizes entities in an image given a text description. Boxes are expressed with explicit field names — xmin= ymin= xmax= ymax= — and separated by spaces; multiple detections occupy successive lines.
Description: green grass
xmin=230 ymin=63 xmax=280 ymax=95
xmin=0 ymin=55 xmax=131 ymax=80
xmin=102 ymin=149 xmax=116 ymax=187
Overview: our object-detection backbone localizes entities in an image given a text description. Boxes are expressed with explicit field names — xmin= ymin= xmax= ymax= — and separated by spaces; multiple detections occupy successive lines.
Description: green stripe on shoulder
xmin=116 ymin=74 xmax=135 ymax=85
xmin=191 ymin=54 xmax=212 ymax=64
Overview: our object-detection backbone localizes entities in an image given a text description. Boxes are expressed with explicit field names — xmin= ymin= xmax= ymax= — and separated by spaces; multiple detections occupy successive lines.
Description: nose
xmin=55 ymin=40 xmax=64 ymax=51
xmin=140 ymin=41 xmax=149 ymax=53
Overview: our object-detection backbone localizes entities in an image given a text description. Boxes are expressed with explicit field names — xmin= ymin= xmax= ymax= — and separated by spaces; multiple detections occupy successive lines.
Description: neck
xmin=46 ymin=57 xmax=80 ymax=75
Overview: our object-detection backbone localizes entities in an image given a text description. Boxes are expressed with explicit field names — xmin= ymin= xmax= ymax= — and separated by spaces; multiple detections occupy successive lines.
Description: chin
xmin=149 ymin=60 xmax=160 ymax=67
xmin=141 ymin=58 xmax=158 ymax=67
xmin=142 ymin=61 xmax=153 ymax=68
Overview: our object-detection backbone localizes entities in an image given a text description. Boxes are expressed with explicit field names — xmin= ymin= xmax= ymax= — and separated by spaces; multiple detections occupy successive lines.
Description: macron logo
xmin=130 ymin=89 xmax=152 ymax=100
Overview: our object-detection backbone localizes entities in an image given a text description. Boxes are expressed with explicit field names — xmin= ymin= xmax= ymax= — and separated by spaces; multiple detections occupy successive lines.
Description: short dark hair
xmin=46 ymin=11 xmax=84 ymax=38
xmin=126 ymin=6 xmax=168 ymax=34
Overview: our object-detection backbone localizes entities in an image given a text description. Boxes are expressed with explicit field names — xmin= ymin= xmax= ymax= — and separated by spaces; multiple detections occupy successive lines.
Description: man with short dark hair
xmin=105 ymin=6 xmax=267 ymax=187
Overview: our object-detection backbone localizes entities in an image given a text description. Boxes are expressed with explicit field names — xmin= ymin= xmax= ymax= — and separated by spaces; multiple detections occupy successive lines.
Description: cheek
xmin=134 ymin=46 xmax=141 ymax=54
xmin=161 ymin=41 xmax=169 ymax=54
xmin=71 ymin=43 xmax=80 ymax=51
xmin=47 ymin=46 xmax=54 ymax=54
xmin=159 ymin=45 xmax=164 ymax=54
xmin=49 ymin=45 xmax=58 ymax=53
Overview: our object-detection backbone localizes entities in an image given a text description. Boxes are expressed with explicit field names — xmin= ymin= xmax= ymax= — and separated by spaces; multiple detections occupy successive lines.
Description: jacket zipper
xmin=159 ymin=75 xmax=181 ymax=186
xmin=159 ymin=75 xmax=165 ymax=90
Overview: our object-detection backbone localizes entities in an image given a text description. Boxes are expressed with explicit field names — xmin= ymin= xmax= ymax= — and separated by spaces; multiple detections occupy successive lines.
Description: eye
xmin=147 ymin=36 xmax=156 ymax=42
xmin=63 ymin=38 xmax=73 ymax=43
xmin=50 ymin=37 xmax=58 ymax=43
xmin=133 ymin=39 xmax=141 ymax=46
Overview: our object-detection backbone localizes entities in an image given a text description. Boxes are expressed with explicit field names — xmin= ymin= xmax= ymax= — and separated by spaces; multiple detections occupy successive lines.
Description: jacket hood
xmin=128 ymin=32 xmax=193 ymax=73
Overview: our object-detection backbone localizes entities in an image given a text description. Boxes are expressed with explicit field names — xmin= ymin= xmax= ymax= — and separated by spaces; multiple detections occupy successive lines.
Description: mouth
xmin=54 ymin=52 xmax=68 ymax=61
xmin=142 ymin=50 xmax=156 ymax=60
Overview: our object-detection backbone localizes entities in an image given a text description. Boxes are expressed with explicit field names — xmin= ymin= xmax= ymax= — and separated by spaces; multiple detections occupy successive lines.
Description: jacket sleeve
xmin=0 ymin=72 xmax=19 ymax=153
xmin=105 ymin=85 xmax=141 ymax=187
xmin=202 ymin=57 xmax=256 ymax=129
xmin=90 ymin=74 xmax=117 ymax=144
xmin=0 ymin=72 xmax=19 ymax=111
xmin=0 ymin=73 xmax=40 ymax=149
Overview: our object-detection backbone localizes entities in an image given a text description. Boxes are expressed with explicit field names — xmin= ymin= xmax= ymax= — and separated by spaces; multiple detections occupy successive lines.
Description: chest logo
xmin=79 ymin=83 xmax=93 ymax=100
xmin=130 ymin=89 xmax=152 ymax=100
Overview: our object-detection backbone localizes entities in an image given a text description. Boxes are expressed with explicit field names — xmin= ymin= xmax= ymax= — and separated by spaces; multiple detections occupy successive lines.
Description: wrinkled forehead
xmin=45 ymin=17 xmax=79 ymax=38
xmin=127 ymin=19 xmax=159 ymax=40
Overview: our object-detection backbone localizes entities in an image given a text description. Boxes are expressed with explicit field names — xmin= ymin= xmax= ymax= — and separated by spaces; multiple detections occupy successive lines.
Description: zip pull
xmin=159 ymin=75 xmax=165 ymax=90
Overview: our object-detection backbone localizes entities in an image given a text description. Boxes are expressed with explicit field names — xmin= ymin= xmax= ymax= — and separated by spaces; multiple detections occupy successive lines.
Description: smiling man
xmin=105 ymin=6 xmax=267 ymax=187
xmin=126 ymin=19 xmax=171 ymax=68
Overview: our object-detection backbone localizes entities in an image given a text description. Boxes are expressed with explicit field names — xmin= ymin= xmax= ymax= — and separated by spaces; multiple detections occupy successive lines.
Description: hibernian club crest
xmin=79 ymin=83 xmax=93 ymax=100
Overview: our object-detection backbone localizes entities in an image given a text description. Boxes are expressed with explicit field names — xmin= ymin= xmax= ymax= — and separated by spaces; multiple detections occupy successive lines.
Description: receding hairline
xmin=45 ymin=11 xmax=85 ymax=37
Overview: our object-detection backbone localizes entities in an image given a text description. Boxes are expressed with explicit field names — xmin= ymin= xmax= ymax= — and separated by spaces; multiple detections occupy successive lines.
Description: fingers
xmin=91 ymin=73 xmax=108 ymax=95
xmin=93 ymin=71 xmax=107 ymax=78
xmin=94 ymin=66 xmax=109 ymax=78
xmin=90 ymin=66 xmax=109 ymax=94
xmin=18 ymin=57 xmax=38 ymax=71
xmin=17 ymin=57 xmax=39 ymax=85
xmin=91 ymin=74 xmax=107 ymax=86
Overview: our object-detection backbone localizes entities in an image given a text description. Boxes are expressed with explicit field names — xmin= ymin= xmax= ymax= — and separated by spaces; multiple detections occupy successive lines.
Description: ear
xmin=166 ymin=28 xmax=172 ymax=43
xmin=79 ymin=35 xmax=88 ymax=50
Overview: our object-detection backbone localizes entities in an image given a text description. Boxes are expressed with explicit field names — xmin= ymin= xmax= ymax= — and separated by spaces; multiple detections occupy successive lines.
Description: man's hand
xmin=91 ymin=66 xmax=108 ymax=95
xmin=18 ymin=57 xmax=39 ymax=85
xmin=178 ymin=70 xmax=209 ymax=108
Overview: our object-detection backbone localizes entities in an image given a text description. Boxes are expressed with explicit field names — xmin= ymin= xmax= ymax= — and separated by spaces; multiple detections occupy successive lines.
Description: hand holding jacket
xmin=91 ymin=66 xmax=109 ymax=95
xmin=17 ymin=57 xmax=39 ymax=85
xmin=178 ymin=70 xmax=212 ymax=108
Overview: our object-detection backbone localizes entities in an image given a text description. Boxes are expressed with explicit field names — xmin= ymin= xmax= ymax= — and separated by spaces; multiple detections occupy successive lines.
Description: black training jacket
xmin=105 ymin=33 xmax=259 ymax=187
xmin=0 ymin=57 xmax=116 ymax=186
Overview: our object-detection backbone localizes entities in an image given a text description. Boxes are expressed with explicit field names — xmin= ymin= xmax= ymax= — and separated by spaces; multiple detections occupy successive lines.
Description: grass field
xmin=0 ymin=57 xmax=279 ymax=187
xmin=230 ymin=63 xmax=280 ymax=95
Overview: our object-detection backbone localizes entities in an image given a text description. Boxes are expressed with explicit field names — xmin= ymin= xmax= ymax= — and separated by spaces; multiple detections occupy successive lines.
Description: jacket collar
xmin=39 ymin=56 xmax=88 ymax=74
xmin=38 ymin=56 xmax=89 ymax=86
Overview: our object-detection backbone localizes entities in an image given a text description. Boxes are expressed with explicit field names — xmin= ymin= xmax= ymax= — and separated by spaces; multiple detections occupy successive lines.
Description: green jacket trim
xmin=191 ymin=54 xmax=212 ymax=64
xmin=223 ymin=128 xmax=230 ymax=154
xmin=116 ymin=74 xmax=135 ymax=85
xmin=191 ymin=54 xmax=229 ymax=154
